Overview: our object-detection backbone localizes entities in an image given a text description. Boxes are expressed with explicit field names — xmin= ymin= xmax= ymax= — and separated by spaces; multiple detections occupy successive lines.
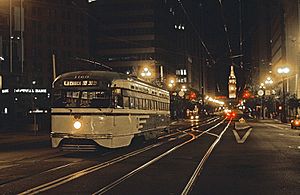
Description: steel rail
xmin=181 ymin=119 xmax=232 ymax=195
xmin=92 ymin=119 xmax=227 ymax=195
xmin=18 ymin=118 xmax=222 ymax=195
xmin=18 ymin=119 xmax=215 ymax=194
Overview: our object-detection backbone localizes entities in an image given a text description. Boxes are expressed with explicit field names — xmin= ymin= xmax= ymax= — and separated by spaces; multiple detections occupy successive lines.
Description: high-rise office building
xmin=89 ymin=0 xmax=208 ymax=93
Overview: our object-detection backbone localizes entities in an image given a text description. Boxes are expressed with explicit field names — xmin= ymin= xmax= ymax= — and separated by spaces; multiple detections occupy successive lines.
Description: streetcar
xmin=51 ymin=71 xmax=170 ymax=150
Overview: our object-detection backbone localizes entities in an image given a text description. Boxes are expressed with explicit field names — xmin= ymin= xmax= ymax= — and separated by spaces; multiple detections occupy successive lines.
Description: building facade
xmin=0 ymin=0 xmax=90 ymax=129
xmin=89 ymin=0 xmax=210 ymax=96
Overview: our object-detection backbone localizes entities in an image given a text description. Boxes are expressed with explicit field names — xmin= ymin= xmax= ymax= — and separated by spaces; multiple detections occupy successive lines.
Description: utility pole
xmin=20 ymin=0 xmax=24 ymax=73
xmin=9 ymin=0 xmax=13 ymax=73
xmin=52 ymin=54 xmax=56 ymax=81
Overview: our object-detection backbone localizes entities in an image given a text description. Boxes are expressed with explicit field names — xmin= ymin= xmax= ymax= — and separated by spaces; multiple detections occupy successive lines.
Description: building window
xmin=176 ymin=69 xmax=187 ymax=76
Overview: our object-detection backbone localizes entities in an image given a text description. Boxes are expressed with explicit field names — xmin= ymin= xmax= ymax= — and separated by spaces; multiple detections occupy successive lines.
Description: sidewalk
xmin=0 ymin=130 xmax=51 ymax=150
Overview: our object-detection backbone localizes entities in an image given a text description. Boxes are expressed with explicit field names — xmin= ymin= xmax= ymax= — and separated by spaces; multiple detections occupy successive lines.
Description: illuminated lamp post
xmin=140 ymin=67 xmax=152 ymax=82
xmin=168 ymin=78 xmax=175 ymax=90
xmin=277 ymin=67 xmax=290 ymax=123
xmin=264 ymin=76 xmax=274 ymax=118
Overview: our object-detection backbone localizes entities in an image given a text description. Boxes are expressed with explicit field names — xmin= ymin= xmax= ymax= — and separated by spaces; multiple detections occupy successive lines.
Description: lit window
xmin=180 ymin=69 xmax=184 ymax=75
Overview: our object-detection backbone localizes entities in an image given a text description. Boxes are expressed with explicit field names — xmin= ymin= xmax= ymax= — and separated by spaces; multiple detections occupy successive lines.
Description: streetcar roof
xmin=54 ymin=71 xmax=128 ymax=82
xmin=53 ymin=71 xmax=166 ymax=91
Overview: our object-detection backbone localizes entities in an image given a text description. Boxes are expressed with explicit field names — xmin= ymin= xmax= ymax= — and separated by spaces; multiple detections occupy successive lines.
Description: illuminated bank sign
xmin=14 ymin=88 xmax=47 ymax=93
xmin=63 ymin=80 xmax=98 ymax=86
xmin=1 ymin=88 xmax=47 ymax=94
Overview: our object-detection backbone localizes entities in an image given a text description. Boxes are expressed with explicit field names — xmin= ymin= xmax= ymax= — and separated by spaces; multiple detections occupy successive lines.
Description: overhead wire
xmin=71 ymin=0 xmax=213 ymax=66
xmin=177 ymin=0 xmax=216 ymax=64
xmin=217 ymin=0 xmax=233 ymax=59
xmin=239 ymin=0 xmax=244 ymax=68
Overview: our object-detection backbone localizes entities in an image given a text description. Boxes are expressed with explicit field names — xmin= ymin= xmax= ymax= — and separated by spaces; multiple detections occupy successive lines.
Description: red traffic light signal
xmin=189 ymin=92 xmax=196 ymax=100
xmin=242 ymin=90 xmax=250 ymax=99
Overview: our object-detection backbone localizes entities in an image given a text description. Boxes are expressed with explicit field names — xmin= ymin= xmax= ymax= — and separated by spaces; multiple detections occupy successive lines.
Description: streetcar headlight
xmin=73 ymin=121 xmax=82 ymax=129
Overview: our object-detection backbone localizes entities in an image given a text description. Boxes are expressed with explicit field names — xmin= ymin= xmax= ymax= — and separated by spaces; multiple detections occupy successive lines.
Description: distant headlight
xmin=195 ymin=115 xmax=199 ymax=119
xmin=190 ymin=116 xmax=194 ymax=120
xmin=73 ymin=121 xmax=82 ymax=129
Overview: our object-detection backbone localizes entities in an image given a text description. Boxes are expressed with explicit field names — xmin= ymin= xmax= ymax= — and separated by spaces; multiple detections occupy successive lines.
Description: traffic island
xmin=234 ymin=117 xmax=252 ymax=130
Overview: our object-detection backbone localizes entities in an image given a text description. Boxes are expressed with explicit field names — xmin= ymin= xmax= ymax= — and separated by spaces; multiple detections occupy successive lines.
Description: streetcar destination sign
xmin=63 ymin=80 xmax=98 ymax=86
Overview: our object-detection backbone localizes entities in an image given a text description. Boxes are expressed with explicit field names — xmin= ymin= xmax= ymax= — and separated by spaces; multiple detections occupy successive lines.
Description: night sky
xmin=188 ymin=0 xmax=256 ymax=96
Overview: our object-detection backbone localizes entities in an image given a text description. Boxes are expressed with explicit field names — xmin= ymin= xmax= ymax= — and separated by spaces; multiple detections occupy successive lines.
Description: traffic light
xmin=189 ymin=92 xmax=196 ymax=100
xmin=242 ymin=90 xmax=250 ymax=99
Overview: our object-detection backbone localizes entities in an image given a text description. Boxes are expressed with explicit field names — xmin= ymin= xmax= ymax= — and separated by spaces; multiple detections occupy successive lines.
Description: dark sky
xmin=189 ymin=0 xmax=255 ymax=96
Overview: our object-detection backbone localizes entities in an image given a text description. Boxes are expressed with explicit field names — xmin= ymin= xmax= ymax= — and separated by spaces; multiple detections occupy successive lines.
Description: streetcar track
xmin=17 ymin=127 xmax=194 ymax=194
xmin=158 ymin=117 xmax=219 ymax=140
xmin=0 ymin=120 xmax=209 ymax=188
xmin=18 ymin=142 xmax=165 ymax=195
xmin=17 ymin=118 xmax=222 ymax=195
xmin=181 ymin=119 xmax=232 ymax=195
xmin=92 ymin=119 xmax=227 ymax=195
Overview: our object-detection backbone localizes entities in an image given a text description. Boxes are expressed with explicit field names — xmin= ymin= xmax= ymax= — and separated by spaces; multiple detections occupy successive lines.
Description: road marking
xmin=204 ymin=132 xmax=219 ymax=138
xmin=264 ymin=123 xmax=286 ymax=130
xmin=0 ymin=164 xmax=17 ymax=170
xmin=232 ymin=128 xmax=252 ymax=144
xmin=181 ymin=120 xmax=231 ymax=195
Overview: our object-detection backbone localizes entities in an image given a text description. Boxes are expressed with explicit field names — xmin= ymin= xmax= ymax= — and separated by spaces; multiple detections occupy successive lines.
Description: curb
xmin=234 ymin=126 xmax=252 ymax=131
xmin=234 ymin=121 xmax=252 ymax=131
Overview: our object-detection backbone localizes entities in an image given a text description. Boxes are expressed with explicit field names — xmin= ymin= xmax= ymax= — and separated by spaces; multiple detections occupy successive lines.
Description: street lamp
xmin=140 ymin=67 xmax=152 ymax=82
xmin=277 ymin=67 xmax=290 ymax=123
xmin=181 ymin=85 xmax=187 ymax=92
xmin=167 ymin=78 xmax=175 ymax=89
xmin=141 ymin=67 xmax=151 ymax=77
xmin=264 ymin=76 xmax=275 ymax=118
xmin=264 ymin=77 xmax=274 ymax=85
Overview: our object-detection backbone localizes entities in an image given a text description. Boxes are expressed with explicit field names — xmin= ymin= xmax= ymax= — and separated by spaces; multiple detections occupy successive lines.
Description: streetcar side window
xmin=123 ymin=96 xmax=129 ymax=108
xmin=138 ymin=98 xmax=143 ymax=109
xmin=134 ymin=98 xmax=138 ymax=109
xmin=129 ymin=97 xmax=134 ymax=109
xmin=114 ymin=95 xmax=123 ymax=108
xmin=145 ymin=99 xmax=149 ymax=110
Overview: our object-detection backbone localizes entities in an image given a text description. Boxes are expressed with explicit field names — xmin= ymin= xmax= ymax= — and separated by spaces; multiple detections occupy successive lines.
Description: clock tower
xmin=228 ymin=65 xmax=237 ymax=99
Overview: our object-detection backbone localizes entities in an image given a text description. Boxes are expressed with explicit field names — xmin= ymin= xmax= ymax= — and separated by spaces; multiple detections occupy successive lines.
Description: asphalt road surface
xmin=0 ymin=117 xmax=299 ymax=194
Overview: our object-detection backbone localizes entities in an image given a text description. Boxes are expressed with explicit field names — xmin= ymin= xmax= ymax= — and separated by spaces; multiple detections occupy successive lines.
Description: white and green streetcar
xmin=51 ymin=71 xmax=170 ymax=150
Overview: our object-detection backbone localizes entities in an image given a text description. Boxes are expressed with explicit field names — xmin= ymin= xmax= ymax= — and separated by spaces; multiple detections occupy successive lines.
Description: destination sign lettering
xmin=63 ymin=80 xmax=98 ymax=86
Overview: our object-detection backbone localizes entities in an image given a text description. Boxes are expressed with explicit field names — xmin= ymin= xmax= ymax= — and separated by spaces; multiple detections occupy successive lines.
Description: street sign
xmin=258 ymin=90 xmax=264 ymax=96
xmin=265 ymin=90 xmax=271 ymax=96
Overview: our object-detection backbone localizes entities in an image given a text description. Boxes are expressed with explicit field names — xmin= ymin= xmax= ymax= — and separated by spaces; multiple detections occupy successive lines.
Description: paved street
xmin=193 ymin=120 xmax=300 ymax=195
xmin=0 ymin=118 xmax=299 ymax=194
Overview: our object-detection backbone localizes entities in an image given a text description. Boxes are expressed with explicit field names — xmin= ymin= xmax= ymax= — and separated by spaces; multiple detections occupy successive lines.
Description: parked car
xmin=291 ymin=115 xmax=300 ymax=129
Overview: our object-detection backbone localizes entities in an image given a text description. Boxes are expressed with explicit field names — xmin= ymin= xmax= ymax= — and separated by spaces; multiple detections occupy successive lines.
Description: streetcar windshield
xmin=52 ymin=89 xmax=112 ymax=108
